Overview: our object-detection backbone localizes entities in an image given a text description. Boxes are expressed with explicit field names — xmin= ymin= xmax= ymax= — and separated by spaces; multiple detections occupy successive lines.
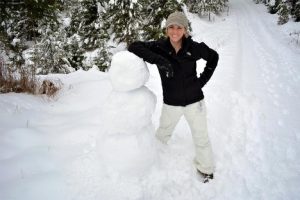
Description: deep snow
xmin=1 ymin=0 xmax=300 ymax=199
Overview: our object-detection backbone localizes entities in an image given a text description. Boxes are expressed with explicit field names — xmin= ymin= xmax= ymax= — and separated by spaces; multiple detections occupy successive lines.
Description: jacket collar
xmin=158 ymin=36 xmax=192 ymax=55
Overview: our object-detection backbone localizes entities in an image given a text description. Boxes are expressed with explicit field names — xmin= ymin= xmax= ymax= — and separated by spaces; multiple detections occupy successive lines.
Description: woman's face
xmin=166 ymin=25 xmax=186 ymax=43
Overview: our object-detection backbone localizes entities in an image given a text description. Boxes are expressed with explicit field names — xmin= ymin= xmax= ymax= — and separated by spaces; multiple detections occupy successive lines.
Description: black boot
xmin=197 ymin=170 xmax=214 ymax=183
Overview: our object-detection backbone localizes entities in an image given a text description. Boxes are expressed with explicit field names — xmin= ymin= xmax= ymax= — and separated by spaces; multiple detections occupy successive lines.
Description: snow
xmin=1 ymin=0 xmax=300 ymax=199
xmin=83 ymin=49 xmax=99 ymax=69
xmin=62 ymin=17 xmax=71 ymax=28
xmin=11 ymin=38 xmax=20 ymax=46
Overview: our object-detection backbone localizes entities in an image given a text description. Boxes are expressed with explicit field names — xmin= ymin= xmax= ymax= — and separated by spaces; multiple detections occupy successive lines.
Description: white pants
xmin=156 ymin=100 xmax=215 ymax=174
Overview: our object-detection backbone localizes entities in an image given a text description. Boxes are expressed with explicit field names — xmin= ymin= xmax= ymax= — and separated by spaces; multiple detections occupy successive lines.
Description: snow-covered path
xmin=1 ymin=0 xmax=300 ymax=200
xmin=202 ymin=0 xmax=300 ymax=199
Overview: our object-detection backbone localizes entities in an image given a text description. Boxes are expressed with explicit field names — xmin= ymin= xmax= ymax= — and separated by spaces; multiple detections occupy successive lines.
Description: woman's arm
xmin=128 ymin=41 xmax=174 ymax=78
xmin=192 ymin=42 xmax=219 ymax=88
xmin=128 ymin=41 xmax=162 ymax=65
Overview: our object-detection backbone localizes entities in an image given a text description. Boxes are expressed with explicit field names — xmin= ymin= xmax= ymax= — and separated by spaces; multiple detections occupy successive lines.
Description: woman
xmin=128 ymin=11 xmax=219 ymax=183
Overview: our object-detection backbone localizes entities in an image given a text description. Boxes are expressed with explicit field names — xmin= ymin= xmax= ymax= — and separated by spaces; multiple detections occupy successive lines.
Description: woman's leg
xmin=156 ymin=104 xmax=183 ymax=144
xmin=184 ymin=100 xmax=215 ymax=174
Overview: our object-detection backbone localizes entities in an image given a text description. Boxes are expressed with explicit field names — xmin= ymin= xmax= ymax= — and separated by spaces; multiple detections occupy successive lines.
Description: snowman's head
xmin=109 ymin=51 xmax=149 ymax=92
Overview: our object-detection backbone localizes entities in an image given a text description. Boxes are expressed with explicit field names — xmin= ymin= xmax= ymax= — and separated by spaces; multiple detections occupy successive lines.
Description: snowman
xmin=97 ymin=51 xmax=157 ymax=176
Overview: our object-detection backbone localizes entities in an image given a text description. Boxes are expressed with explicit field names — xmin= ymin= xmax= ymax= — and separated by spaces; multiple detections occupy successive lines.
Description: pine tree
xmin=31 ymin=25 xmax=72 ymax=74
xmin=184 ymin=0 xmax=228 ymax=21
xmin=267 ymin=0 xmax=282 ymax=14
xmin=185 ymin=0 xmax=202 ymax=14
xmin=65 ymin=0 xmax=111 ymax=71
xmin=277 ymin=1 xmax=289 ymax=24
xmin=95 ymin=44 xmax=112 ymax=72
xmin=292 ymin=1 xmax=300 ymax=21
xmin=206 ymin=0 xmax=219 ymax=20
xmin=0 ymin=2 xmax=27 ymax=70
xmin=0 ymin=0 xmax=63 ymax=72
xmin=33 ymin=1 xmax=72 ymax=74
xmin=105 ymin=0 xmax=140 ymax=45
xmin=77 ymin=0 xmax=101 ymax=51
xmin=65 ymin=35 xmax=85 ymax=71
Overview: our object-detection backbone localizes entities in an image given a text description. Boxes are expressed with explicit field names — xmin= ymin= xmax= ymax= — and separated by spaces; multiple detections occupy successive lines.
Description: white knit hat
xmin=165 ymin=11 xmax=189 ymax=29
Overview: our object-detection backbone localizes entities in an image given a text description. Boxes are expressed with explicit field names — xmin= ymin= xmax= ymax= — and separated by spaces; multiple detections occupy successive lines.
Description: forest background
xmin=0 ymin=0 xmax=299 ymax=94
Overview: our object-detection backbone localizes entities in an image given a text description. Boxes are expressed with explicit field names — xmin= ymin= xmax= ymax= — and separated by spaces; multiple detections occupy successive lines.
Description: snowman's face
xmin=109 ymin=51 xmax=149 ymax=92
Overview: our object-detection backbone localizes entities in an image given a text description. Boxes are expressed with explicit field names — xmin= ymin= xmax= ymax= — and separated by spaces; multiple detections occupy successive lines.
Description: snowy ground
xmin=1 ymin=0 xmax=300 ymax=199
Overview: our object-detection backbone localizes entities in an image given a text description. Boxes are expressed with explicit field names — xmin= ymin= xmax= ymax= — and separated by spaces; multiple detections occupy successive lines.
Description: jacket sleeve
xmin=128 ymin=41 xmax=165 ymax=65
xmin=193 ymin=42 xmax=219 ymax=88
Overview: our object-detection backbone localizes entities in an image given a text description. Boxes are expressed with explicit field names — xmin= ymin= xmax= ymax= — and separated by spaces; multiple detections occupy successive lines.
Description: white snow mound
xmin=109 ymin=51 xmax=149 ymax=91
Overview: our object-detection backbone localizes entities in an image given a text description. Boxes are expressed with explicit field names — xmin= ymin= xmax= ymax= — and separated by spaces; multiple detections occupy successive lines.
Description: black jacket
xmin=128 ymin=36 xmax=219 ymax=106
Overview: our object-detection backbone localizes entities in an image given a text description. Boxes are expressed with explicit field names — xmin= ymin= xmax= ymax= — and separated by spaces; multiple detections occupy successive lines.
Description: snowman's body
xmin=98 ymin=51 xmax=157 ymax=176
